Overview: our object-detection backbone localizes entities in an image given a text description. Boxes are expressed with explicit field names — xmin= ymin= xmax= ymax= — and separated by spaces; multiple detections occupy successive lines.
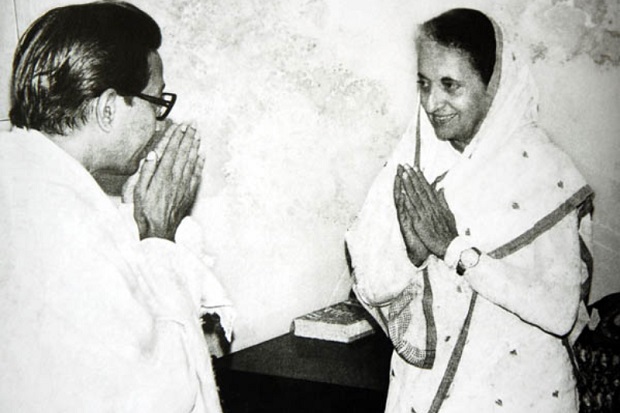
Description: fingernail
xmin=146 ymin=151 xmax=157 ymax=161
xmin=181 ymin=124 xmax=188 ymax=132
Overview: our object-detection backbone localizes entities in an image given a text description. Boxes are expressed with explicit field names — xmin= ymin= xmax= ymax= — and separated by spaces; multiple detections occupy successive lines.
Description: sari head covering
xmin=346 ymin=8 xmax=593 ymax=370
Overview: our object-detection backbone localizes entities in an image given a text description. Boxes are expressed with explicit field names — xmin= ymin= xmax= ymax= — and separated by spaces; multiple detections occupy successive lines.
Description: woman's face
xmin=417 ymin=38 xmax=493 ymax=152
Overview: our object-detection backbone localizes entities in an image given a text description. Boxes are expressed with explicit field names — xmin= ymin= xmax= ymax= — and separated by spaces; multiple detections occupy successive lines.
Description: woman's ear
xmin=95 ymin=88 xmax=119 ymax=133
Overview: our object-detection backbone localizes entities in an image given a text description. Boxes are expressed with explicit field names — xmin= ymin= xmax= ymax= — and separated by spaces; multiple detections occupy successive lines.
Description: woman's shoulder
xmin=509 ymin=123 xmax=583 ymax=176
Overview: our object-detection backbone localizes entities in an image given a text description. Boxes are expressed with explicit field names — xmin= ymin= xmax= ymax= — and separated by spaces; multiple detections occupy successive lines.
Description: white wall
xmin=2 ymin=0 xmax=619 ymax=352
xmin=0 ymin=0 xmax=18 ymax=130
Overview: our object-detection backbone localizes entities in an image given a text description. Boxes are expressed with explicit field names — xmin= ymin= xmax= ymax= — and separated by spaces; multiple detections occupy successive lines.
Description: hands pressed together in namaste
xmin=393 ymin=164 xmax=458 ymax=266
xmin=124 ymin=122 xmax=205 ymax=242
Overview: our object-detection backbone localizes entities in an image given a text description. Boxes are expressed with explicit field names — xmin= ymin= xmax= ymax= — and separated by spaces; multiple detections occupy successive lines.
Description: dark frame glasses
xmin=135 ymin=92 xmax=177 ymax=120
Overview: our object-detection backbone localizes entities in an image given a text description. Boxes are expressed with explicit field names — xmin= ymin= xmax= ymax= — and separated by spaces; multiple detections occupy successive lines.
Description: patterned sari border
xmin=490 ymin=185 xmax=594 ymax=259
xmin=388 ymin=268 xmax=437 ymax=369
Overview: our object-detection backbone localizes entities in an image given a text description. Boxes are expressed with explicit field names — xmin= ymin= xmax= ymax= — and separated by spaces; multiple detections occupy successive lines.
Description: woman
xmin=346 ymin=8 xmax=593 ymax=413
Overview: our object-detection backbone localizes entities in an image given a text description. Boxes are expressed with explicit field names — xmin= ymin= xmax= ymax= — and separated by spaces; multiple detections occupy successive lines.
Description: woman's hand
xmin=397 ymin=164 xmax=457 ymax=259
xmin=394 ymin=170 xmax=430 ymax=266
xmin=132 ymin=123 xmax=205 ymax=241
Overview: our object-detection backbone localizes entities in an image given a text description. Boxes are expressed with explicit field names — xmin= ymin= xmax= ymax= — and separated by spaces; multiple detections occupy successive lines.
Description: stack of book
xmin=291 ymin=299 xmax=376 ymax=343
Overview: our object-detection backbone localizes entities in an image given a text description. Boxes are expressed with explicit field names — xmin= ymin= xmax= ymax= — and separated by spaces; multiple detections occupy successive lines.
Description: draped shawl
xmin=346 ymin=16 xmax=593 ymax=375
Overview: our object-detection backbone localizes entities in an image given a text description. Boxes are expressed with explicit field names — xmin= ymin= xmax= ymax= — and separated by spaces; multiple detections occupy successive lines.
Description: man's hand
xmin=397 ymin=164 xmax=457 ymax=259
xmin=133 ymin=123 xmax=205 ymax=241
xmin=394 ymin=171 xmax=430 ymax=266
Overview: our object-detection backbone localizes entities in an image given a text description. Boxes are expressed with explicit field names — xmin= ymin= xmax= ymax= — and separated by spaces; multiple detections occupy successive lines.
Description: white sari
xmin=346 ymin=16 xmax=593 ymax=413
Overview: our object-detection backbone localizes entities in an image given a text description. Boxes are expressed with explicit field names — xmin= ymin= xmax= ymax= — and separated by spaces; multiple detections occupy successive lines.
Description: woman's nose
xmin=423 ymin=86 xmax=445 ymax=113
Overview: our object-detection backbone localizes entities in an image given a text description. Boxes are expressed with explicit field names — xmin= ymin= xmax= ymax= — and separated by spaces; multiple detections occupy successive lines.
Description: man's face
xmin=106 ymin=51 xmax=165 ymax=175
xmin=417 ymin=39 xmax=492 ymax=152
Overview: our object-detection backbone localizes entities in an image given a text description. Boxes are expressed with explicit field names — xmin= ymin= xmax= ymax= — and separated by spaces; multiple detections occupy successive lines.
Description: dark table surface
xmin=214 ymin=331 xmax=393 ymax=392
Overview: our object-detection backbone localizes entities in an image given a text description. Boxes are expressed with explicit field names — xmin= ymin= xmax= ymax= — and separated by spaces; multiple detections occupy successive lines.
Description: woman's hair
xmin=419 ymin=8 xmax=496 ymax=85
xmin=10 ymin=1 xmax=162 ymax=135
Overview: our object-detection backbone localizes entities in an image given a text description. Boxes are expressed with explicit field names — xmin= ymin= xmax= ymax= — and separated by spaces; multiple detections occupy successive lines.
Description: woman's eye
xmin=417 ymin=79 xmax=430 ymax=91
xmin=443 ymin=80 xmax=460 ymax=92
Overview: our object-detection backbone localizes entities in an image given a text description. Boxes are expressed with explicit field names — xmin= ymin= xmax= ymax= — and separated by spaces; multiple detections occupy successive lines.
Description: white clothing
xmin=346 ymin=17 xmax=593 ymax=413
xmin=0 ymin=128 xmax=232 ymax=412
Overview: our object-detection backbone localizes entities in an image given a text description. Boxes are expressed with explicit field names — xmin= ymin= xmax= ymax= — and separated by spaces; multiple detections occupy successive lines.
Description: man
xmin=0 ymin=2 xmax=230 ymax=411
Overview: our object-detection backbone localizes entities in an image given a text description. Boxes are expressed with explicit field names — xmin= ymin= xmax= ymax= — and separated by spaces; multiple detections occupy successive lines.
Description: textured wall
xmin=2 ymin=0 xmax=619 ymax=352
xmin=133 ymin=0 xmax=419 ymax=351
xmin=0 ymin=0 xmax=18 ymax=129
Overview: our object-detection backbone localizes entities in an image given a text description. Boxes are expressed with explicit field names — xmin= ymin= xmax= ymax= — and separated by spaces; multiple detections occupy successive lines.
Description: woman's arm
xmin=462 ymin=211 xmax=585 ymax=336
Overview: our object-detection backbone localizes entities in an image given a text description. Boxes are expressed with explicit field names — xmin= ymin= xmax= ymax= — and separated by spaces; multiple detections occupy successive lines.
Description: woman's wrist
xmin=443 ymin=236 xmax=474 ymax=268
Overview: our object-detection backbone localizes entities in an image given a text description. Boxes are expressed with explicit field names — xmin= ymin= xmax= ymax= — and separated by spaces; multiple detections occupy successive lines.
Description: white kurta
xmin=0 ymin=128 xmax=231 ymax=412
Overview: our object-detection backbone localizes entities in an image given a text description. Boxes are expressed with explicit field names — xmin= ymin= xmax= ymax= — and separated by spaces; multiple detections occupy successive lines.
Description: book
xmin=292 ymin=299 xmax=376 ymax=343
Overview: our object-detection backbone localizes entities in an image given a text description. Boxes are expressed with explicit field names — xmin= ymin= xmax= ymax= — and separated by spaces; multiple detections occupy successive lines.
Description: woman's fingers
xmin=437 ymin=188 xmax=450 ymax=211
xmin=405 ymin=164 xmax=435 ymax=206
xmin=437 ymin=188 xmax=457 ymax=231
xmin=393 ymin=172 xmax=402 ymax=202
xmin=398 ymin=164 xmax=423 ymax=212
xmin=402 ymin=189 xmax=419 ymax=221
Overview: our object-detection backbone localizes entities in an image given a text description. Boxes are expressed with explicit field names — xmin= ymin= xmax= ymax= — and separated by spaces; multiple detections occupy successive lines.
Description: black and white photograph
xmin=0 ymin=0 xmax=618 ymax=412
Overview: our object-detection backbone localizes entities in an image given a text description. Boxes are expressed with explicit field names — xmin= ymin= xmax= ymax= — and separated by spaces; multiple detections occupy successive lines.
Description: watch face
xmin=460 ymin=248 xmax=480 ymax=268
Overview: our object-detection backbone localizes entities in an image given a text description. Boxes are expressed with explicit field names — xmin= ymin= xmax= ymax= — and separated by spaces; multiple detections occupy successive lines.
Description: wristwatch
xmin=456 ymin=247 xmax=481 ymax=276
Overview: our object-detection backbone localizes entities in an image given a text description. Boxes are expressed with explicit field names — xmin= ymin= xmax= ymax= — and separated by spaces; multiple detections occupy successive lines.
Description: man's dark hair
xmin=419 ymin=8 xmax=496 ymax=86
xmin=10 ymin=1 xmax=162 ymax=135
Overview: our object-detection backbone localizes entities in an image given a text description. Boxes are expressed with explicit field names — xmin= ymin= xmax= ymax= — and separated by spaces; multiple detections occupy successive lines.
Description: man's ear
xmin=95 ymin=88 xmax=121 ymax=132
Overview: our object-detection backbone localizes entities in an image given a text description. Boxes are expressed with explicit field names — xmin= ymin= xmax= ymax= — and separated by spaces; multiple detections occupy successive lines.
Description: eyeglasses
xmin=134 ymin=92 xmax=177 ymax=120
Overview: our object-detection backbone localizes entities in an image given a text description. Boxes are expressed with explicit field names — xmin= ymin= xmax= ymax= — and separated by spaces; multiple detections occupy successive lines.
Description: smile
xmin=431 ymin=113 xmax=456 ymax=126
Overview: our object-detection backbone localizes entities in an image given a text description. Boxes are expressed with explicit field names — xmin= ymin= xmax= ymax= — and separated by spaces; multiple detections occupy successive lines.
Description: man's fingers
xmin=154 ymin=122 xmax=178 ymax=157
xmin=171 ymin=125 xmax=195 ymax=177
xmin=187 ymin=153 xmax=205 ymax=201
xmin=180 ymin=131 xmax=201 ymax=184
xmin=135 ymin=151 xmax=158 ymax=199
xmin=158 ymin=123 xmax=187 ymax=170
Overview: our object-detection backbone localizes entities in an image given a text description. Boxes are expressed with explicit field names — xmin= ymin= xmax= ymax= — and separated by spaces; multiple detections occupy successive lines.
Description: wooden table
xmin=213 ymin=332 xmax=393 ymax=413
